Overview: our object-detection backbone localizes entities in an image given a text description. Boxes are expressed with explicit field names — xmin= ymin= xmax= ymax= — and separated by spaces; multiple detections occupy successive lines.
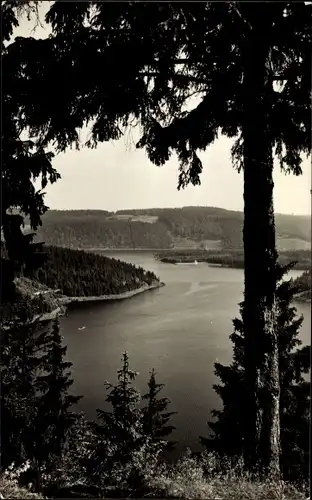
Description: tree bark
xmin=241 ymin=25 xmax=281 ymax=478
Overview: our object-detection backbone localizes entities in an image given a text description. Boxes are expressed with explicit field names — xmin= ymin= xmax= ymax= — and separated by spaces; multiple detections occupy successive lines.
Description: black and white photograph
xmin=1 ymin=2 xmax=311 ymax=499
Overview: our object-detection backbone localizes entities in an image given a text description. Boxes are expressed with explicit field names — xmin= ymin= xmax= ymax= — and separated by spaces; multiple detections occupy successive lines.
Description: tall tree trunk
xmin=242 ymin=26 xmax=280 ymax=478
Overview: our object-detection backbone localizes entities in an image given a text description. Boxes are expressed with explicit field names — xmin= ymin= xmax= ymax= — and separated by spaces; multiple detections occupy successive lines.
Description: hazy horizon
xmin=43 ymin=204 xmax=311 ymax=218
xmin=12 ymin=4 xmax=312 ymax=217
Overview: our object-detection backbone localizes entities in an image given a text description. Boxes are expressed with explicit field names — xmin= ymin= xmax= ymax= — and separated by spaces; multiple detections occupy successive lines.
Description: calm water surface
xmin=61 ymin=251 xmax=311 ymax=455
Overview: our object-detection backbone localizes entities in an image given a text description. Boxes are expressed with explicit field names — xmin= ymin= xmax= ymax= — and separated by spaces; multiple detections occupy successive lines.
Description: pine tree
xmin=90 ymin=354 xmax=167 ymax=497
xmin=201 ymin=263 xmax=310 ymax=485
xmin=141 ymin=369 xmax=176 ymax=450
xmin=0 ymin=320 xmax=48 ymax=471
xmin=93 ymin=352 xmax=144 ymax=472
xmin=276 ymin=271 xmax=310 ymax=485
xmin=1 ymin=317 xmax=81 ymax=493
xmin=25 ymin=318 xmax=82 ymax=492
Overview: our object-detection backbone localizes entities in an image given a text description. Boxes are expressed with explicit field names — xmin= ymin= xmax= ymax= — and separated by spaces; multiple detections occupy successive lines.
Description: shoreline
xmin=53 ymin=246 xmax=173 ymax=252
xmin=1 ymin=281 xmax=165 ymax=329
xmin=293 ymin=291 xmax=311 ymax=304
xmin=158 ymin=258 xmax=310 ymax=272
xmin=57 ymin=280 xmax=165 ymax=306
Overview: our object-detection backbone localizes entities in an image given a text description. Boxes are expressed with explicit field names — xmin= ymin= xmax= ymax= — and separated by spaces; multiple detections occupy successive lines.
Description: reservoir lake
xmin=60 ymin=251 xmax=311 ymax=456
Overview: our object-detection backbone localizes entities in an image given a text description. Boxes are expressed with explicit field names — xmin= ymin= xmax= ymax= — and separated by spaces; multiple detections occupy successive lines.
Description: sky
xmin=11 ymin=4 xmax=311 ymax=216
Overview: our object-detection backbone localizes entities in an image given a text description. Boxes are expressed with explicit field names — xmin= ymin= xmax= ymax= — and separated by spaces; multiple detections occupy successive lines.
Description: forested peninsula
xmin=33 ymin=245 xmax=161 ymax=298
xmin=155 ymin=248 xmax=311 ymax=271
xmin=1 ymin=244 xmax=163 ymax=325
xmin=292 ymin=270 xmax=311 ymax=301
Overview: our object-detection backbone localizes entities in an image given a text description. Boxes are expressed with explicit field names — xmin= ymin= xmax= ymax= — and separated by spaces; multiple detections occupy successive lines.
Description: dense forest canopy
xmin=36 ymin=216 xmax=173 ymax=250
xmin=291 ymin=269 xmax=311 ymax=298
xmin=117 ymin=207 xmax=311 ymax=243
xmin=0 ymin=240 xmax=159 ymax=298
xmin=32 ymin=245 xmax=158 ymax=297
xmin=1 ymin=240 xmax=159 ymax=325
xmin=31 ymin=207 xmax=311 ymax=251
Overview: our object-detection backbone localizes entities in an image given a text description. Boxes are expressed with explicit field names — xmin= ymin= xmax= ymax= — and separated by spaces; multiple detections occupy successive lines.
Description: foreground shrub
xmin=0 ymin=463 xmax=47 ymax=499
xmin=146 ymin=450 xmax=307 ymax=500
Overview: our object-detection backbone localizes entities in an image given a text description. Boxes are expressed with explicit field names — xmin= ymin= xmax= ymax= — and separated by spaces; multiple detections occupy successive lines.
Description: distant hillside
xmin=35 ymin=211 xmax=172 ymax=250
xmin=33 ymin=207 xmax=311 ymax=251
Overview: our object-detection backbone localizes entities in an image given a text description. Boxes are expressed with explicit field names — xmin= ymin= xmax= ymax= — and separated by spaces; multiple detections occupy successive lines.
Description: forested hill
xmin=1 ymin=244 xmax=160 ymax=324
xmin=35 ymin=212 xmax=173 ymax=250
xmin=1 ymin=240 xmax=159 ymax=299
xmin=33 ymin=207 xmax=311 ymax=251
xmin=32 ymin=245 xmax=159 ymax=297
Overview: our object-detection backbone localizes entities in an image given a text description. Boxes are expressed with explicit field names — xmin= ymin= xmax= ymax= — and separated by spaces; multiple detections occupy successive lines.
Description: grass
xmin=0 ymin=476 xmax=46 ymax=499
xmin=0 ymin=452 xmax=308 ymax=499
xmin=145 ymin=453 xmax=307 ymax=500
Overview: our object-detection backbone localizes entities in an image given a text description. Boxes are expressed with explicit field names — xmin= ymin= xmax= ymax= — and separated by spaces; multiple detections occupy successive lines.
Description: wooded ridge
xmin=30 ymin=207 xmax=311 ymax=251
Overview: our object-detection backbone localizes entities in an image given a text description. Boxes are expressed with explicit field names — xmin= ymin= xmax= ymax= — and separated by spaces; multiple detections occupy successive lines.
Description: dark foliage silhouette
xmin=1 ymin=318 xmax=82 ymax=493
xmin=2 ymin=0 xmax=311 ymax=480
xmin=142 ymin=369 xmax=177 ymax=450
xmin=202 ymin=263 xmax=310 ymax=485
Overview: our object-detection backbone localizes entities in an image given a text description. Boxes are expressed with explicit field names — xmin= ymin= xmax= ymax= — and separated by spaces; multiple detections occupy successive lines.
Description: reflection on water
xmin=61 ymin=251 xmax=310 ymax=455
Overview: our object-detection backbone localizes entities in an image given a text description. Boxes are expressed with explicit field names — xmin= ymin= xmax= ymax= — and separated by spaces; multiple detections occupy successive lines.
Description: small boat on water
xmin=194 ymin=260 xmax=198 ymax=265
xmin=78 ymin=326 xmax=86 ymax=331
